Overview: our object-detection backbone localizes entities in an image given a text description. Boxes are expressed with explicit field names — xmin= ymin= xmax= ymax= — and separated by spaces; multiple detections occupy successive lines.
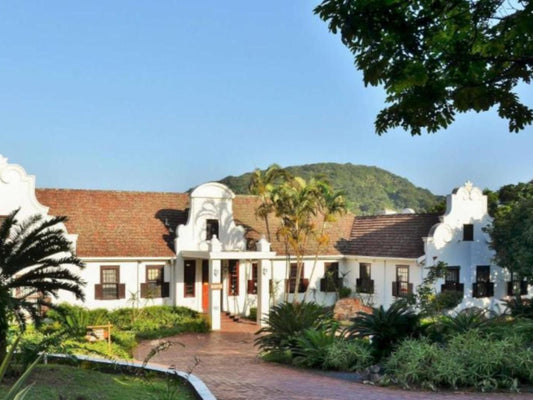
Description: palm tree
xmin=0 ymin=209 xmax=85 ymax=361
xmin=303 ymin=180 xmax=347 ymax=301
xmin=248 ymin=164 xmax=288 ymax=243
xmin=270 ymin=176 xmax=320 ymax=303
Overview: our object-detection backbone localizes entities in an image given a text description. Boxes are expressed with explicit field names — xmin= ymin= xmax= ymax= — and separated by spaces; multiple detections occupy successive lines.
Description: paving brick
xmin=135 ymin=317 xmax=533 ymax=400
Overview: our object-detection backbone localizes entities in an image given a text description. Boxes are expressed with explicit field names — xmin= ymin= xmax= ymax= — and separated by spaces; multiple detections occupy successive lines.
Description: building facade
xmin=0 ymin=155 xmax=528 ymax=329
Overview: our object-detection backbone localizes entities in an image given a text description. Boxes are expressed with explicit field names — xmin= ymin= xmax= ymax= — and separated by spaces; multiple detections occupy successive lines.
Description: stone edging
xmin=45 ymin=353 xmax=216 ymax=400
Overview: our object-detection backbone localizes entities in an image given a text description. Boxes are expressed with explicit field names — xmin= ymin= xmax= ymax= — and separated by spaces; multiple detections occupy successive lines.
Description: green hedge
xmin=386 ymin=330 xmax=533 ymax=391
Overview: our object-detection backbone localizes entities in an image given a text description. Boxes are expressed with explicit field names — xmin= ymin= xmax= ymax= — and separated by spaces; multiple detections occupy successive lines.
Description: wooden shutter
xmin=140 ymin=283 xmax=148 ymax=298
xmin=392 ymin=281 xmax=398 ymax=297
xmin=162 ymin=282 xmax=170 ymax=298
xmin=94 ymin=284 xmax=103 ymax=300
xmin=118 ymin=284 xmax=126 ymax=299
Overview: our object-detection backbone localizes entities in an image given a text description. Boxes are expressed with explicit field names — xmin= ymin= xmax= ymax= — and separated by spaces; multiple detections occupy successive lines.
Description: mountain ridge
xmin=218 ymin=162 xmax=442 ymax=215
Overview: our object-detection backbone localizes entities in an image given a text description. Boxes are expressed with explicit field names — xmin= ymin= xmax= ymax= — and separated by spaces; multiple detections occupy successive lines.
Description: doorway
xmin=202 ymin=260 xmax=209 ymax=312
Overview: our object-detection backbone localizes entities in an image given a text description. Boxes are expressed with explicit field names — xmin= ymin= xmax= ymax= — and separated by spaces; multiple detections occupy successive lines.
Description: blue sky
xmin=1 ymin=1 xmax=531 ymax=196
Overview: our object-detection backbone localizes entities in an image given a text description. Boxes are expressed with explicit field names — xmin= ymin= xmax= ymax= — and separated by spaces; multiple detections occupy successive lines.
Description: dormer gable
xmin=175 ymin=182 xmax=246 ymax=252
xmin=426 ymin=181 xmax=491 ymax=249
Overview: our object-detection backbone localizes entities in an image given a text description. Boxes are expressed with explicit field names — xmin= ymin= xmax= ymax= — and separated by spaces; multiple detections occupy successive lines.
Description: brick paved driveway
xmin=135 ymin=319 xmax=533 ymax=400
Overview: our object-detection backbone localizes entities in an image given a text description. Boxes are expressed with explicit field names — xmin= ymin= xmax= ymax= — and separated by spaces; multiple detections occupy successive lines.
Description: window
xmin=320 ymin=262 xmax=340 ymax=292
xmin=184 ymin=260 xmax=196 ymax=297
xmin=463 ymin=224 xmax=474 ymax=241
xmin=393 ymin=265 xmax=411 ymax=297
xmin=247 ymin=263 xmax=258 ymax=295
xmin=356 ymin=263 xmax=374 ymax=293
xmin=228 ymin=260 xmax=239 ymax=296
xmin=206 ymin=219 xmax=219 ymax=240
xmin=507 ymin=272 xmax=528 ymax=296
xmin=95 ymin=266 xmax=124 ymax=300
xmin=441 ymin=266 xmax=463 ymax=293
xmin=476 ymin=265 xmax=490 ymax=282
xmin=141 ymin=265 xmax=169 ymax=298
xmin=360 ymin=263 xmax=371 ymax=280
xmin=473 ymin=265 xmax=493 ymax=297
xmin=286 ymin=263 xmax=308 ymax=293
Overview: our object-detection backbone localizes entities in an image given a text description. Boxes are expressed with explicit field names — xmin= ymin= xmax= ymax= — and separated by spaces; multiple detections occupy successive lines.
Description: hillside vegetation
xmin=219 ymin=163 xmax=441 ymax=215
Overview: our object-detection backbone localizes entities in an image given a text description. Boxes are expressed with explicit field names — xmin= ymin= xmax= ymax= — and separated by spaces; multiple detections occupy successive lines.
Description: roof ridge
xmin=36 ymin=187 xmax=189 ymax=195
xmin=355 ymin=212 xmax=441 ymax=219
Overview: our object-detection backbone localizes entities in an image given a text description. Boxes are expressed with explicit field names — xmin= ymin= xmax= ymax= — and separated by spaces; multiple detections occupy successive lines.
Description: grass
xmin=0 ymin=364 xmax=196 ymax=400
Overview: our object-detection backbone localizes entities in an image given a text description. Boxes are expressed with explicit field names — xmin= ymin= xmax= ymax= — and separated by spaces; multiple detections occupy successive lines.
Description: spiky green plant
xmin=348 ymin=300 xmax=420 ymax=359
xmin=0 ymin=209 xmax=85 ymax=360
xmin=254 ymin=302 xmax=331 ymax=353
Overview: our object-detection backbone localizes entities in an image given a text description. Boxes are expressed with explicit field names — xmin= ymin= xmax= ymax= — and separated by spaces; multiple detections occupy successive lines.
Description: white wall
xmin=425 ymin=182 xmax=507 ymax=311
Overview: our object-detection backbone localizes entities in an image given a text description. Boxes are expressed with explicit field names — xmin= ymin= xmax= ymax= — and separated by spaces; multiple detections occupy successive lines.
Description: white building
xmin=0 ymin=155 xmax=528 ymax=329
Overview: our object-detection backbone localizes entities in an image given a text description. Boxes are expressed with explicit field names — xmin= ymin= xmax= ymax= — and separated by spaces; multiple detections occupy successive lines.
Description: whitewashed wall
xmin=424 ymin=182 xmax=508 ymax=311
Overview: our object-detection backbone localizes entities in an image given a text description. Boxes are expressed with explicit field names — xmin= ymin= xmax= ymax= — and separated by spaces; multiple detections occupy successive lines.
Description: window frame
xmin=206 ymin=219 xmax=219 ymax=240
xmin=184 ymin=260 xmax=196 ymax=297
xmin=100 ymin=266 xmax=120 ymax=300
xmin=228 ymin=260 xmax=239 ymax=296
xmin=463 ymin=224 xmax=474 ymax=241
xmin=359 ymin=263 xmax=371 ymax=281
xmin=395 ymin=265 xmax=410 ymax=297
xmin=145 ymin=265 xmax=165 ymax=298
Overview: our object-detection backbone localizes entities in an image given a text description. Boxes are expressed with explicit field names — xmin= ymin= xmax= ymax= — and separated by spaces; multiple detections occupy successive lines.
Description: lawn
xmin=0 ymin=364 xmax=196 ymax=400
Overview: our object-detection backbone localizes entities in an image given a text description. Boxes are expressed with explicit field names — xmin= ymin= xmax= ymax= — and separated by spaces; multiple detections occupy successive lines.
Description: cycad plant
xmin=348 ymin=300 xmax=420 ymax=359
xmin=0 ymin=209 xmax=85 ymax=361
xmin=254 ymin=301 xmax=331 ymax=353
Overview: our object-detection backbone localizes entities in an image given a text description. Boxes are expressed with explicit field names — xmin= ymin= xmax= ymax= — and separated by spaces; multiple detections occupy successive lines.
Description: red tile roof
xmin=232 ymin=196 xmax=355 ymax=256
xmin=35 ymin=189 xmax=438 ymax=259
xmin=36 ymin=189 xmax=189 ymax=258
xmin=344 ymin=214 xmax=440 ymax=259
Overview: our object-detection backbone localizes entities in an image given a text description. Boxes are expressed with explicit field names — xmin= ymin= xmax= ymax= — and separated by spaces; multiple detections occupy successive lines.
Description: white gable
xmin=176 ymin=182 xmax=246 ymax=252
xmin=0 ymin=155 xmax=48 ymax=218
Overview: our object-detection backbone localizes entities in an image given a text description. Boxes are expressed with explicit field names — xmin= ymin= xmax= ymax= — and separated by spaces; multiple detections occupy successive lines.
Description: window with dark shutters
xmin=441 ymin=266 xmax=464 ymax=293
xmin=95 ymin=266 xmax=125 ymax=300
xmin=473 ymin=266 xmax=494 ymax=297
xmin=286 ymin=263 xmax=309 ymax=293
xmin=356 ymin=263 xmax=374 ymax=294
xmin=393 ymin=265 xmax=412 ymax=297
xmin=320 ymin=262 xmax=341 ymax=292
xmin=141 ymin=265 xmax=169 ymax=298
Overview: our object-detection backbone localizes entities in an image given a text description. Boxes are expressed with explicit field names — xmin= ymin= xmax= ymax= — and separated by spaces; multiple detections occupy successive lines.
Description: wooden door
xmin=202 ymin=260 xmax=209 ymax=312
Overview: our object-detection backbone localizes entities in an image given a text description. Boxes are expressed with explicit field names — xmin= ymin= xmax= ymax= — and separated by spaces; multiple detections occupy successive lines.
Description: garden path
xmin=135 ymin=315 xmax=533 ymax=400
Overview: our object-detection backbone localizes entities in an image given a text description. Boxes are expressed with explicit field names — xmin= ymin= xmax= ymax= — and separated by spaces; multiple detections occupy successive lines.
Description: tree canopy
xmin=315 ymin=0 xmax=533 ymax=134
xmin=485 ymin=181 xmax=533 ymax=282
xmin=0 ymin=209 xmax=85 ymax=360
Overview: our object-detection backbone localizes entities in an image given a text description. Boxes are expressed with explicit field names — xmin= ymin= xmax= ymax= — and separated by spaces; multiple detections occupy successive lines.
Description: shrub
xmin=255 ymin=302 xmax=332 ymax=353
xmin=247 ymin=307 xmax=257 ymax=321
xmin=293 ymin=327 xmax=337 ymax=368
xmin=339 ymin=287 xmax=352 ymax=299
xmin=322 ymin=339 xmax=374 ymax=371
xmin=504 ymin=298 xmax=533 ymax=319
xmin=386 ymin=330 xmax=533 ymax=391
xmin=348 ymin=301 xmax=420 ymax=359
xmin=430 ymin=291 xmax=463 ymax=312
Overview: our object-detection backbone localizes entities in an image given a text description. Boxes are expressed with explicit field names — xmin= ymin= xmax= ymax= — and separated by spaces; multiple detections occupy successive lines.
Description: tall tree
xmin=315 ymin=0 xmax=533 ymax=134
xmin=304 ymin=181 xmax=347 ymax=301
xmin=0 ymin=209 xmax=85 ymax=361
xmin=270 ymin=176 xmax=320 ymax=304
xmin=486 ymin=181 xmax=533 ymax=285
xmin=248 ymin=164 xmax=288 ymax=243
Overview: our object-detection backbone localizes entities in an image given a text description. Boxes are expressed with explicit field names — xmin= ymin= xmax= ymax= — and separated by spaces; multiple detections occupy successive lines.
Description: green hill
xmin=218 ymin=163 xmax=442 ymax=215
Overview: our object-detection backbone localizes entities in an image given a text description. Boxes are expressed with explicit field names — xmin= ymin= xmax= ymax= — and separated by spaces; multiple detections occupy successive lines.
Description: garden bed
xmin=0 ymin=363 xmax=197 ymax=400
